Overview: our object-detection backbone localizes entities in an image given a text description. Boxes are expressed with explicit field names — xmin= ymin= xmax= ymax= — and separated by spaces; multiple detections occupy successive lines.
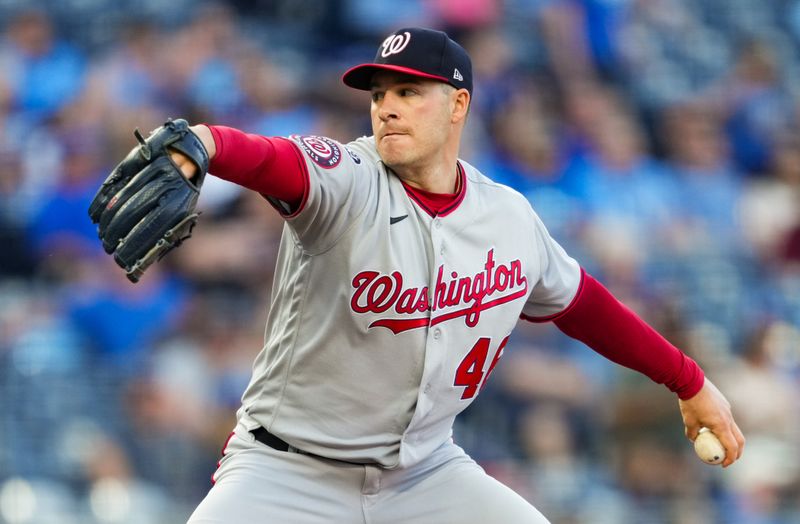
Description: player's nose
xmin=377 ymin=95 xmax=400 ymax=121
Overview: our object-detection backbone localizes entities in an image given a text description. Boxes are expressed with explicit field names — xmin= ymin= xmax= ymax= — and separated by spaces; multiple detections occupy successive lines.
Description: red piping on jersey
xmin=211 ymin=431 xmax=235 ymax=485
xmin=520 ymin=268 xmax=586 ymax=323
xmin=403 ymin=187 xmax=435 ymax=216
xmin=401 ymin=162 xmax=467 ymax=217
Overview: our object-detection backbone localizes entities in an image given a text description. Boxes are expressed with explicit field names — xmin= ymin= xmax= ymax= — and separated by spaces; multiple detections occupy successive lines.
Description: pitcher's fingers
xmin=732 ymin=422 xmax=746 ymax=461
xmin=169 ymin=150 xmax=197 ymax=180
xmin=716 ymin=427 xmax=741 ymax=468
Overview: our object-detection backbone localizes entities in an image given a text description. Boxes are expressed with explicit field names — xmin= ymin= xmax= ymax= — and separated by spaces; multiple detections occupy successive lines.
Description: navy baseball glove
xmin=88 ymin=119 xmax=209 ymax=282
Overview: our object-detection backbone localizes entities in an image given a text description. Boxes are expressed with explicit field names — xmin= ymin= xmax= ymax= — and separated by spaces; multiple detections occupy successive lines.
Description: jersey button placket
xmin=431 ymin=217 xmax=445 ymax=261
xmin=417 ymin=215 xmax=444 ymax=424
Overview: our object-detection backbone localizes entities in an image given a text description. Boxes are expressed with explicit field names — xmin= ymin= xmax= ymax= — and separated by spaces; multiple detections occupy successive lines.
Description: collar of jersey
xmin=399 ymin=162 xmax=467 ymax=218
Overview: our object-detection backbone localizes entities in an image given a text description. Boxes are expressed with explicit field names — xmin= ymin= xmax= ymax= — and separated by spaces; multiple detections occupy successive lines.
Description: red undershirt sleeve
xmin=552 ymin=271 xmax=705 ymax=400
xmin=207 ymin=125 xmax=307 ymax=209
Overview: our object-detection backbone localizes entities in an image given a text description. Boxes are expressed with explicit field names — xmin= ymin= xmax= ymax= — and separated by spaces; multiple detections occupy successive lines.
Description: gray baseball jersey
xmin=235 ymin=134 xmax=581 ymax=469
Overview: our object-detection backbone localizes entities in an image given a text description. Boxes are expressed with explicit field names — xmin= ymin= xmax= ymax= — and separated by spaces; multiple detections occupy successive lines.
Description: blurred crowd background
xmin=1 ymin=0 xmax=800 ymax=522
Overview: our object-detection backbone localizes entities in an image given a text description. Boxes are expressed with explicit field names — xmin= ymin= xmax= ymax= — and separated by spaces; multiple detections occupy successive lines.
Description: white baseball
xmin=694 ymin=427 xmax=726 ymax=465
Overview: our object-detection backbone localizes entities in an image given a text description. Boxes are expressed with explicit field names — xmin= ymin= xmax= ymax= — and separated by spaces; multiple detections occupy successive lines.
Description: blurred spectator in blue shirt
xmin=462 ymin=27 xmax=518 ymax=125
xmin=567 ymin=105 xmax=680 ymax=277
xmin=27 ymin=125 xmax=107 ymax=268
xmin=559 ymin=80 xmax=627 ymax=161
xmin=538 ymin=0 xmax=632 ymax=82
xmin=176 ymin=3 xmax=246 ymax=122
xmin=0 ymin=9 xmax=86 ymax=124
xmin=88 ymin=20 xmax=171 ymax=112
xmin=63 ymin=265 xmax=190 ymax=371
xmin=660 ymin=103 xmax=745 ymax=255
xmin=703 ymin=39 xmax=796 ymax=175
xmin=479 ymin=85 xmax=583 ymax=242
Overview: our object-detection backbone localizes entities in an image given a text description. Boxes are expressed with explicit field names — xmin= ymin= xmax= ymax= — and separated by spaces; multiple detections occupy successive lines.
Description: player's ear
xmin=451 ymin=88 xmax=470 ymax=124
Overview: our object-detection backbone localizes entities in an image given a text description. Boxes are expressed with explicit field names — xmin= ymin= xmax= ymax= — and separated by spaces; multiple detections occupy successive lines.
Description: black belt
xmin=250 ymin=428 xmax=363 ymax=464
xmin=251 ymin=426 xmax=294 ymax=452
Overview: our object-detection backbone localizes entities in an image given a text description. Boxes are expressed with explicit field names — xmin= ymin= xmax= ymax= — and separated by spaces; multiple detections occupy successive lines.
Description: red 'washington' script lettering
xmin=350 ymin=249 xmax=528 ymax=334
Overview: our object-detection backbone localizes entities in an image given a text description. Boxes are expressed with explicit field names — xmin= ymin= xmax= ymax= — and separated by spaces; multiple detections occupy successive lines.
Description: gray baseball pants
xmin=187 ymin=424 xmax=550 ymax=523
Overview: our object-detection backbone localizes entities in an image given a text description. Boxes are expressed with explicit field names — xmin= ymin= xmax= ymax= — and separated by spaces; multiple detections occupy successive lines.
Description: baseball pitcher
xmin=89 ymin=27 xmax=744 ymax=524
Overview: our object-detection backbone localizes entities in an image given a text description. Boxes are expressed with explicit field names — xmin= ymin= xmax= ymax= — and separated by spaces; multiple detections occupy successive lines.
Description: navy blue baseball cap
xmin=343 ymin=27 xmax=473 ymax=95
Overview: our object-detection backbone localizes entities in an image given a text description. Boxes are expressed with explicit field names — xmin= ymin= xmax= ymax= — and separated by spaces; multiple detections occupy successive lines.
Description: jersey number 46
xmin=454 ymin=336 xmax=509 ymax=400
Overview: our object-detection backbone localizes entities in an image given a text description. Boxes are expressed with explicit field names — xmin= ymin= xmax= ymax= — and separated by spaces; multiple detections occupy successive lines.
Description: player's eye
xmin=371 ymin=91 xmax=384 ymax=102
xmin=400 ymin=88 xmax=417 ymax=97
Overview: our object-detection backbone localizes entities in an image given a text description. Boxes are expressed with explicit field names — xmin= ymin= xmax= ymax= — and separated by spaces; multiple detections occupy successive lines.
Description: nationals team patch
xmin=294 ymin=135 xmax=342 ymax=169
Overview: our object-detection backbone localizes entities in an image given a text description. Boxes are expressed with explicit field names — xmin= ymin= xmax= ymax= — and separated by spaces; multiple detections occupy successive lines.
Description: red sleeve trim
xmin=520 ymin=267 xmax=586 ymax=323
xmin=208 ymin=124 xmax=226 ymax=165
xmin=206 ymin=126 xmax=307 ymax=213
xmin=266 ymin=138 xmax=310 ymax=218
xmin=551 ymin=272 xmax=705 ymax=399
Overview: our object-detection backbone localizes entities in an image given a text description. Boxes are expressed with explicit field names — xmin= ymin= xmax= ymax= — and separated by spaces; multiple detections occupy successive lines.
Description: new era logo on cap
xmin=342 ymin=27 xmax=473 ymax=95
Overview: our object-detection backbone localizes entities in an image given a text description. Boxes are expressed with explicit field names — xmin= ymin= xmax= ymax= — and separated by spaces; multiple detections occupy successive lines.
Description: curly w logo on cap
xmin=342 ymin=27 xmax=473 ymax=95
xmin=380 ymin=31 xmax=411 ymax=57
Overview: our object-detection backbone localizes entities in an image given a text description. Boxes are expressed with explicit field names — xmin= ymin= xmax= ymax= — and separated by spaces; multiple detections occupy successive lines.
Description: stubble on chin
xmin=377 ymin=143 xmax=405 ymax=169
